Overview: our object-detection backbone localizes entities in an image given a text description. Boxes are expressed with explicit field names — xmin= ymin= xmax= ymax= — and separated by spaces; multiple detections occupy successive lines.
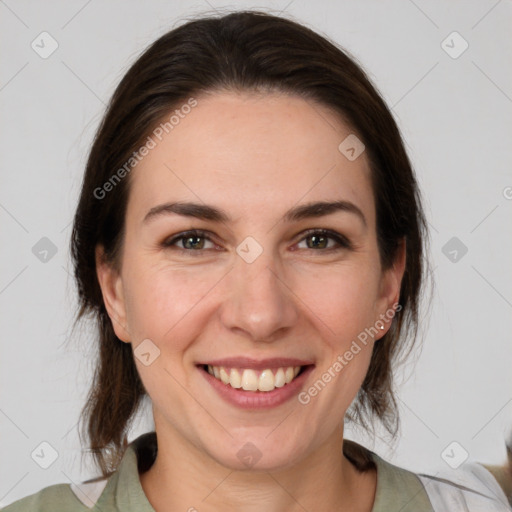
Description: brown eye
xmin=296 ymin=229 xmax=352 ymax=251
xmin=162 ymin=230 xmax=216 ymax=251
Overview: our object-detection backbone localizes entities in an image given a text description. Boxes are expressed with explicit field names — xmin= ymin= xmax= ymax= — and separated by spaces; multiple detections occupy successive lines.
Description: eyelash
xmin=161 ymin=228 xmax=352 ymax=254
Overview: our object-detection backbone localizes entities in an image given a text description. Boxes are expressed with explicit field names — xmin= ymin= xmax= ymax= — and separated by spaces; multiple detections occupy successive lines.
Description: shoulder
xmin=351 ymin=445 xmax=512 ymax=512
xmin=0 ymin=479 xmax=108 ymax=512
xmin=416 ymin=462 xmax=511 ymax=511
xmin=370 ymin=448 xmax=511 ymax=512
xmin=1 ymin=433 xmax=156 ymax=512
xmin=369 ymin=450 xmax=433 ymax=511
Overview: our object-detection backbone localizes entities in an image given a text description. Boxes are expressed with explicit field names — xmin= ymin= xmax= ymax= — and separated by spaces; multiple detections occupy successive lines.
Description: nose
xmin=219 ymin=249 xmax=299 ymax=342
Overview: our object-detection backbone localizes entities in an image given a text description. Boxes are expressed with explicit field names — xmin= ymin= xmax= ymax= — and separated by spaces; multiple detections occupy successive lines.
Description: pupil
xmin=308 ymin=235 xmax=326 ymax=249
xmin=185 ymin=236 xmax=203 ymax=249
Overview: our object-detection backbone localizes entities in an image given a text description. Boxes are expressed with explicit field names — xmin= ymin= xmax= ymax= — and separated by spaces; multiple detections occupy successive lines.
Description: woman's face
xmin=97 ymin=91 xmax=404 ymax=471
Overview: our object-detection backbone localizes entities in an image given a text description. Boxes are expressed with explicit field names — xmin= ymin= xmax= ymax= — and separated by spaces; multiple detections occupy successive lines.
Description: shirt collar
xmin=113 ymin=431 xmax=431 ymax=512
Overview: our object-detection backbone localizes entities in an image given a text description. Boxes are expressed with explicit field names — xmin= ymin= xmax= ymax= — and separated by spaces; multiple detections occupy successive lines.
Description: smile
xmin=197 ymin=358 xmax=315 ymax=409
xmin=205 ymin=365 xmax=303 ymax=392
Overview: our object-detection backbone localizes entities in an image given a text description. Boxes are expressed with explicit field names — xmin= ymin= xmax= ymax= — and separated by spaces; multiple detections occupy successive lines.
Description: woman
xmin=3 ymin=10 xmax=510 ymax=512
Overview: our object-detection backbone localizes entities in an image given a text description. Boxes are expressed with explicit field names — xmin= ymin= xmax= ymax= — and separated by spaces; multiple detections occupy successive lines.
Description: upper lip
xmin=197 ymin=357 xmax=315 ymax=370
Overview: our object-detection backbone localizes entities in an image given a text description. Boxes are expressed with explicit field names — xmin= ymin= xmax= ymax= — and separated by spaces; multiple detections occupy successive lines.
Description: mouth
xmin=196 ymin=358 xmax=315 ymax=409
xmin=201 ymin=364 xmax=308 ymax=392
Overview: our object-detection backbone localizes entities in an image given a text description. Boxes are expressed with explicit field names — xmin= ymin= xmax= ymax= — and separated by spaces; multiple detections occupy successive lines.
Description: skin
xmin=96 ymin=91 xmax=406 ymax=512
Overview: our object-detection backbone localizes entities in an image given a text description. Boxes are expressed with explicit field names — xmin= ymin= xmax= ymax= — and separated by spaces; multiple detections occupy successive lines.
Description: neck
xmin=139 ymin=423 xmax=376 ymax=512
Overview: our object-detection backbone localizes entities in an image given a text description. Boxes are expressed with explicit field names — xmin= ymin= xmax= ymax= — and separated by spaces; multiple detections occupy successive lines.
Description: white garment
xmin=418 ymin=462 xmax=511 ymax=511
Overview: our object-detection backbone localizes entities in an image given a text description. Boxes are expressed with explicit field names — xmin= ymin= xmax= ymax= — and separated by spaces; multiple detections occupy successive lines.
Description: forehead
xmin=127 ymin=91 xmax=374 ymax=226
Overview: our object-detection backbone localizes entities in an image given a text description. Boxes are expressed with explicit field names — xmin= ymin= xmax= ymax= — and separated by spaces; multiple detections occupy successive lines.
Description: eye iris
xmin=307 ymin=234 xmax=328 ymax=249
xmin=184 ymin=235 xmax=204 ymax=250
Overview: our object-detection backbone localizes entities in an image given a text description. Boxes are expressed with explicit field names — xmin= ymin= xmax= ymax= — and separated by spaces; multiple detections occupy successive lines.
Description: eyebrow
xmin=143 ymin=200 xmax=367 ymax=227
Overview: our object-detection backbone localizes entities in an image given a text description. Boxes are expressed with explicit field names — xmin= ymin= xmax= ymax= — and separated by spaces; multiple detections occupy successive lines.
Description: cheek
xmin=122 ymin=260 xmax=222 ymax=342
xmin=298 ymin=262 xmax=381 ymax=344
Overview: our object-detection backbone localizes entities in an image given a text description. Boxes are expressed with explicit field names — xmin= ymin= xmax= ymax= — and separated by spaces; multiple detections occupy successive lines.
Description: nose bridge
xmin=220 ymin=242 xmax=298 ymax=341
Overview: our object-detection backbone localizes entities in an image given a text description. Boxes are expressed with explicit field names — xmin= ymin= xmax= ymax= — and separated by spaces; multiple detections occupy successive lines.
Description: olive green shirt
xmin=2 ymin=432 xmax=510 ymax=511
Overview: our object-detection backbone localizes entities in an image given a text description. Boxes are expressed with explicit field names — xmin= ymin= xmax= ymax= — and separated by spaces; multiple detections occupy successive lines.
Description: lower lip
xmin=198 ymin=365 xmax=315 ymax=410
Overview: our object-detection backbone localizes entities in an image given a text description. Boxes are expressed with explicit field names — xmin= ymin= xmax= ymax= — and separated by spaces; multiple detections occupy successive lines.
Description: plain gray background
xmin=1 ymin=0 xmax=511 ymax=506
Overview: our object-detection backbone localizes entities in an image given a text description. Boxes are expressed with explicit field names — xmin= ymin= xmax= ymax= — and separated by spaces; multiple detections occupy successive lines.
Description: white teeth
xmin=241 ymin=369 xmax=258 ymax=391
xmin=258 ymin=369 xmax=275 ymax=392
xmin=230 ymin=368 xmax=242 ymax=388
xmin=206 ymin=365 xmax=303 ymax=392
xmin=219 ymin=367 xmax=230 ymax=384
xmin=274 ymin=368 xmax=286 ymax=388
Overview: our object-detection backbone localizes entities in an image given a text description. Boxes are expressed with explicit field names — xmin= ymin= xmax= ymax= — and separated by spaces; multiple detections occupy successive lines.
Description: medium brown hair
xmin=71 ymin=9 xmax=429 ymax=477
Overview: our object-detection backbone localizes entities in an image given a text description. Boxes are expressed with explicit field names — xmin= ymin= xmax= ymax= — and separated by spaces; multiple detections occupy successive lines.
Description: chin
xmin=216 ymin=451 xmax=300 ymax=473
xmin=205 ymin=435 xmax=309 ymax=473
